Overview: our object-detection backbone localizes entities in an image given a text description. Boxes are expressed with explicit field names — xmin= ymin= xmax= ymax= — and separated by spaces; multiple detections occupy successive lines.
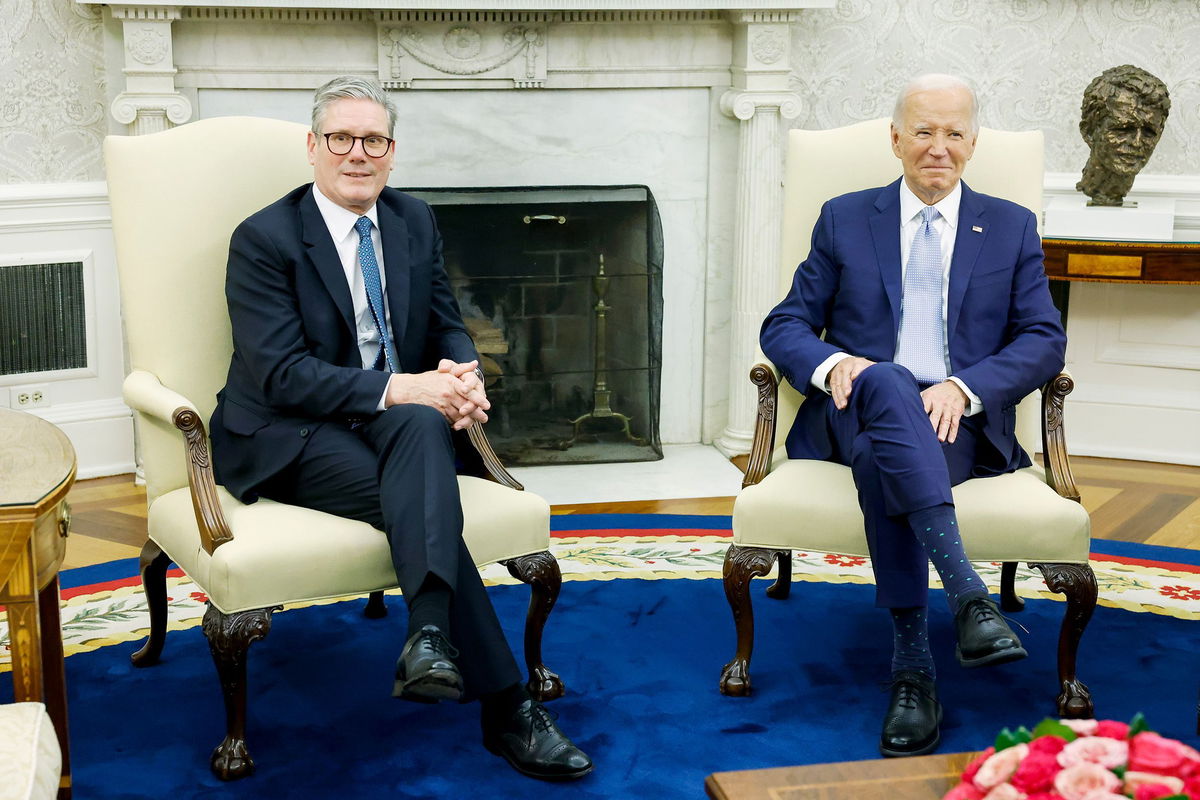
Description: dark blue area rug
xmin=6 ymin=571 xmax=1200 ymax=798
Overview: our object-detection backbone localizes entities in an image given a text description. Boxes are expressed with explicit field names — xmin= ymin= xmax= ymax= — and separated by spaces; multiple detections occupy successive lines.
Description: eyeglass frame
xmin=318 ymin=131 xmax=395 ymax=158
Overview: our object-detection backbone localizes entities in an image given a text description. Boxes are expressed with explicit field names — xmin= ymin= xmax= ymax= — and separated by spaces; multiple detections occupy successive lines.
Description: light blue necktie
xmin=894 ymin=205 xmax=947 ymax=384
xmin=354 ymin=216 xmax=399 ymax=373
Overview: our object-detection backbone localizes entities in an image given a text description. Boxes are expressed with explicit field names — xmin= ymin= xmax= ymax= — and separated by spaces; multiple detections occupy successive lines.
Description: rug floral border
xmin=3 ymin=534 xmax=1198 ymax=671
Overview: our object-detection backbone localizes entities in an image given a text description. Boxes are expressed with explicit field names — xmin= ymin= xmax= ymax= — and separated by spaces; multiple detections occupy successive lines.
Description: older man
xmin=209 ymin=75 xmax=592 ymax=780
xmin=761 ymin=74 xmax=1066 ymax=756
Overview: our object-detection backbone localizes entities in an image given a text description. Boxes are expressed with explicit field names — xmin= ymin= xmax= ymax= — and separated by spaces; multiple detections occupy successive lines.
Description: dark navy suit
xmin=210 ymin=183 xmax=520 ymax=695
xmin=761 ymin=178 xmax=1066 ymax=607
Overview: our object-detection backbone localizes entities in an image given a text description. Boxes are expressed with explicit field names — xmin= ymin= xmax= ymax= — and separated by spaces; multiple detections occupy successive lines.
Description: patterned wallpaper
xmin=2 ymin=0 xmax=1197 ymax=183
xmin=790 ymin=0 xmax=1200 ymax=176
xmin=0 ymin=0 xmax=106 ymax=183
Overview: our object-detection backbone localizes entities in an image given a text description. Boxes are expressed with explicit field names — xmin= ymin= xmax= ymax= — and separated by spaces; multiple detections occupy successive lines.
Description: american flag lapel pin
xmin=972 ymin=225 xmax=983 ymax=233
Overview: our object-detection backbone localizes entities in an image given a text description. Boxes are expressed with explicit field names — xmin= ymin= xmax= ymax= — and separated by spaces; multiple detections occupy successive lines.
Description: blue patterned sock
xmin=890 ymin=606 xmax=935 ymax=678
xmin=908 ymin=503 xmax=987 ymax=613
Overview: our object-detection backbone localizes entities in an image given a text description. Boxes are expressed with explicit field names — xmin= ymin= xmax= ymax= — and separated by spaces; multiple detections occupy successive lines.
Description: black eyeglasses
xmin=319 ymin=132 xmax=394 ymax=158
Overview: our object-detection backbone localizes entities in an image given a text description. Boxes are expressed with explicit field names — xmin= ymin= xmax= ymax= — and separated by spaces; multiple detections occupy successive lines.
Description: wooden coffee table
xmin=706 ymin=751 xmax=978 ymax=800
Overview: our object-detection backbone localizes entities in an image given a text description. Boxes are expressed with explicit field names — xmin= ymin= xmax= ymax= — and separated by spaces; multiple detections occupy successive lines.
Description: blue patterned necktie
xmin=354 ymin=216 xmax=399 ymax=373
xmin=894 ymin=205 xmax=947 ymax=384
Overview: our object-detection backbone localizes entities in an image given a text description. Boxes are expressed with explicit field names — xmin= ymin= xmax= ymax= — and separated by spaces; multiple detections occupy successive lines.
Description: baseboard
xmin=1063 ymin=399 xmax=1200 ymax=467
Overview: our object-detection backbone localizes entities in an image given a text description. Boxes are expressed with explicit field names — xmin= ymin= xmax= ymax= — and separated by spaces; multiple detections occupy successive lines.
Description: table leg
xmin=38 ymin=576 xmax=72 ymax=799
xmin=6 ymin=543 xmax=44 ymax=702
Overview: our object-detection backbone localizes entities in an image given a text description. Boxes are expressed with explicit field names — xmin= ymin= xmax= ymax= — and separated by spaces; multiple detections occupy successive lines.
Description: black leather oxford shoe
xmin=393 ymin=625 xmax=463 ymax=703
xmin=483 ymin=699 xmax=594 ymax=781
xmin=880 ymin=670 xmax=942 ymax=758
xmin=954 ymin=596 xmax=1028 ymax=669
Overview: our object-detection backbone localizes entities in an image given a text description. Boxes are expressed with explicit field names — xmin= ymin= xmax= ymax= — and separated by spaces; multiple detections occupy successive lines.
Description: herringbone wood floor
xmin=62 ymin=456 xmax=1200 ymax=571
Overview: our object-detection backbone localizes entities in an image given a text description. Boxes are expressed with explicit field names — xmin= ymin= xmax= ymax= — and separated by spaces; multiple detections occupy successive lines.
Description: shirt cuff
xmin=376 ymin=377 xmax=390 ymax=412
xmin=948 ymin=376 xmax=983 ymax=416
xmin=811 ymin=352 xmax=852 ymax=394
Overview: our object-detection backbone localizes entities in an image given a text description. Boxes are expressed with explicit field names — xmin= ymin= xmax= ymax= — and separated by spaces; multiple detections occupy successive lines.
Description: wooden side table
xmin=1 ymin=408 xmax=76 ymax=800
xmin=1041 ymin=237 xmax=1200 ymax=324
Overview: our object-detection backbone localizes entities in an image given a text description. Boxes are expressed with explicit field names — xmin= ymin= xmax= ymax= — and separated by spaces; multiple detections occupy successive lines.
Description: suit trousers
xmin=258 ymin=403 xmax=521 ymax=697
xmin=824 ymin=362 xmax=981 ymax=609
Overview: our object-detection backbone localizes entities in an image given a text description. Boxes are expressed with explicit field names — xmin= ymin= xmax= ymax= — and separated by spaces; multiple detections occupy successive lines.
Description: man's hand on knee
xmin=828 ymin=356 xmax=877 ymax=410
xmin=385 ymin=364 xmax=489 ymax=429
xmin=437 ymin=359 xmax=491 ymax=430
xmin=921 ymin=381 xmax=967 ymax=443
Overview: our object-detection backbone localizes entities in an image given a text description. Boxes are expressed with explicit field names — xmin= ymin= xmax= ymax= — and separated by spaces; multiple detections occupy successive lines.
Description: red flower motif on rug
xmin=823 ymin=554 xmax=866 ymax=567
xmin=1159 ymin=585 xmax=1200 ymax=601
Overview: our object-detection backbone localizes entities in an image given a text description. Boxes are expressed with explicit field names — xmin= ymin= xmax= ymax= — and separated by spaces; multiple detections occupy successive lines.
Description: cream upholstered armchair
xmin=104 ymin=117 xmax=566 ymax=780
xmin=719 ymin=119 xmax=1096 ymax=718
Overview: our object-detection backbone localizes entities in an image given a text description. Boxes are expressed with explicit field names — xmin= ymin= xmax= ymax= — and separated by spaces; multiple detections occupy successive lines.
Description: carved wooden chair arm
xmin=1040 ymin=370 xmax=1081 ymax=503
xmin=742 ymin=363 xmax=781 ymax=489
xmin=467 ymin=424 xmax=524 ymax=490
xmin=122 ymin=370 xmax=234 ymax=555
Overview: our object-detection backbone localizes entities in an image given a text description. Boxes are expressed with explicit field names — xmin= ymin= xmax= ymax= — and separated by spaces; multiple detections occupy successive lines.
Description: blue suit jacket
xmin=760 ymin=178 xmax=1066 ymax=474
xmin=210 ymin=184 xmax=478 ymax=501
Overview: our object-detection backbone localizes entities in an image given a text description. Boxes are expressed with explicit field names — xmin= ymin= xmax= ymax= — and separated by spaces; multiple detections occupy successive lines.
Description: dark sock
xmin=890 ymin=606 xmax=935 ymax=678
xmin=908 ymin=503 xmax=987 ymax=613
xmin=406 ymin=573 xmax=452 ymax=639
xmin=481 ymin=682 xmax=529 ymax=728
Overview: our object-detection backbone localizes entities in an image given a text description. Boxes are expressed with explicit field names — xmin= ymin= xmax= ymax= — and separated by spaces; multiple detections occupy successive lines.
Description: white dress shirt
xmin=311 ymin=185 xmax=392 ymax=409
xmin=810 ymin=179 xmax=982 ymax=415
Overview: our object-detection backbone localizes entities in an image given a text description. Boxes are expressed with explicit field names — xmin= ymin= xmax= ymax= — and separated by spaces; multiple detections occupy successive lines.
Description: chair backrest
xmin=768 ymin=118 xmax=1045 ymax=459
xmin=105 ymin=117 xmax=313 ymax=503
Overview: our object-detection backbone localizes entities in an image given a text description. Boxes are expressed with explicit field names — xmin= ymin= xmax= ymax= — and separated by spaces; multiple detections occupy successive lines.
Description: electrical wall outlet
xmin=10 ymin=384 xmax=50 ymax=409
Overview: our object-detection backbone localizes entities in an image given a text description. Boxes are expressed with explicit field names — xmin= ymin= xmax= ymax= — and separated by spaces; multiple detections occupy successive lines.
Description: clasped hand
xmin=385 ymin=359 xmax=490 ymax=431
xmin=828 ymin=357 xmax=967 ymax=443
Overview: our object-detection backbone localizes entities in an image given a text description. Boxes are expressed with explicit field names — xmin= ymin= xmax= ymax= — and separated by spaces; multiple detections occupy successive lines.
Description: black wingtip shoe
xmin=880 ymin=670 xmax=942 ymax=758
xmin=483 ymin=699 xmax=594 ymax=781
xmin=954 ymin=596 xmax=1028 ymax=669
xmin=393 ymin=625 xmax=463 ymax=703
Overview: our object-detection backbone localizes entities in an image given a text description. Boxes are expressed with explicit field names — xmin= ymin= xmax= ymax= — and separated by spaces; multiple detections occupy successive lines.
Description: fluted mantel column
xmin=714 ymin=12 xmax=801 ymax=456
xmin=109 ymin=5 xmax=192 ymax=135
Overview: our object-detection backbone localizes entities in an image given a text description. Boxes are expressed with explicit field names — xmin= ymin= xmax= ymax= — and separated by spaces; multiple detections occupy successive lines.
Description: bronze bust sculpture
xmin=1077 ymin=65 xmax=1170 ymax=206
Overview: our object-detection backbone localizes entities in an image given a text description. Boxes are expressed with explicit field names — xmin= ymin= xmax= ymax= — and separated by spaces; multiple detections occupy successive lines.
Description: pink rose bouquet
xmin=943 ymin=715 xmax=1200 ymax=800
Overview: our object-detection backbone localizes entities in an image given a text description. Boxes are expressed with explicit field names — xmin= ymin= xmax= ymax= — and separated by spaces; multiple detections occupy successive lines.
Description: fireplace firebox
xmin=410 ymin=186 xmax=664 ymax=465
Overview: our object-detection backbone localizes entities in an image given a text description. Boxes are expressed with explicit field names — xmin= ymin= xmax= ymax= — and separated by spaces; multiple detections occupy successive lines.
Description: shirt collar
xmin=311 ymin=184 xmax=380 ymax=243
xmin=899 ymin=179 xmax=962 ymax=231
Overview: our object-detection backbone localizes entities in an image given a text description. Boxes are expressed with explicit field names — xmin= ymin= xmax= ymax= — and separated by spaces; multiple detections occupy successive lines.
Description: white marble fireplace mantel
xmin=84 ymin=0 xmax=833 ymax=451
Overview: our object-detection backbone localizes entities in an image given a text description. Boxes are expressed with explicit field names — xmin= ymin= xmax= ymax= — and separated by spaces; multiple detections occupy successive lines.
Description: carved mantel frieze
xmin=377 ymin=19 xmax=547 ymax=89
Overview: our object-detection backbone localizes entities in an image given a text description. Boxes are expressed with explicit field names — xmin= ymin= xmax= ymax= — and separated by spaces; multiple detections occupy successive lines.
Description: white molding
xmin=27 ymin=397 xmax=133 ymax=426
xmin=1044 ymin=171 xmax=1200 ymax=198
xmin=1044 ymin=171 xmax=1200 ymax=237
xmin=0 ymin=181 xmax=110 ymax=208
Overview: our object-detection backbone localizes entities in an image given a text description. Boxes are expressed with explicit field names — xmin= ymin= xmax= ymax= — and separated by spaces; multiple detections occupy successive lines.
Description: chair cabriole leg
xmin=504 ymin=550 xmax=564 ymax=701
xmin=1033 ymin=562 xmax=1096 ymax=719
xmin=765 ymin=550 xmax=792 ymax=599
xmin=202 ymin=604 xmax=276 ymax=780
xmin=131 ymin=540 xmax=171 ymax=667
xmin=1000 ymin=561 xmax=1025 ymax=612
xmin=719 ymin=545 xmax=776 ymax=696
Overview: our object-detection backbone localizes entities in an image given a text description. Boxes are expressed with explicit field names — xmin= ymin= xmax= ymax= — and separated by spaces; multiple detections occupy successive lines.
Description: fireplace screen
xmin=409 ymin=186 xmax=663 ymax=466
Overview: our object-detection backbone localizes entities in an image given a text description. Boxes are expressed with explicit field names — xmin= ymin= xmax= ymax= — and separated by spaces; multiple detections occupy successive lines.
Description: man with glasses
xmin=208 ymin=75 xmax=593 ymax=781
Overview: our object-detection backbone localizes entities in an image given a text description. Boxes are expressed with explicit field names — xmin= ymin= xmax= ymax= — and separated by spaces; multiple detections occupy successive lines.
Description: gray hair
xmin=311 ymin=75 xmax=398 ymax=136
xmin=892 ymin=73 xmax=979 ymax=134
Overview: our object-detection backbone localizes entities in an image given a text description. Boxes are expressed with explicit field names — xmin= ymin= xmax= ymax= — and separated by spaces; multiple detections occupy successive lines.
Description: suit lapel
xmin=868 ymin=179 xmax=904 ymax=337
xmin=300 ymin=188 xmax=356 ymax=335
xmin=947 ymin=181 xmax=987 ymax=341
xmin=377 ymin=198 xmax=411 ymax=355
